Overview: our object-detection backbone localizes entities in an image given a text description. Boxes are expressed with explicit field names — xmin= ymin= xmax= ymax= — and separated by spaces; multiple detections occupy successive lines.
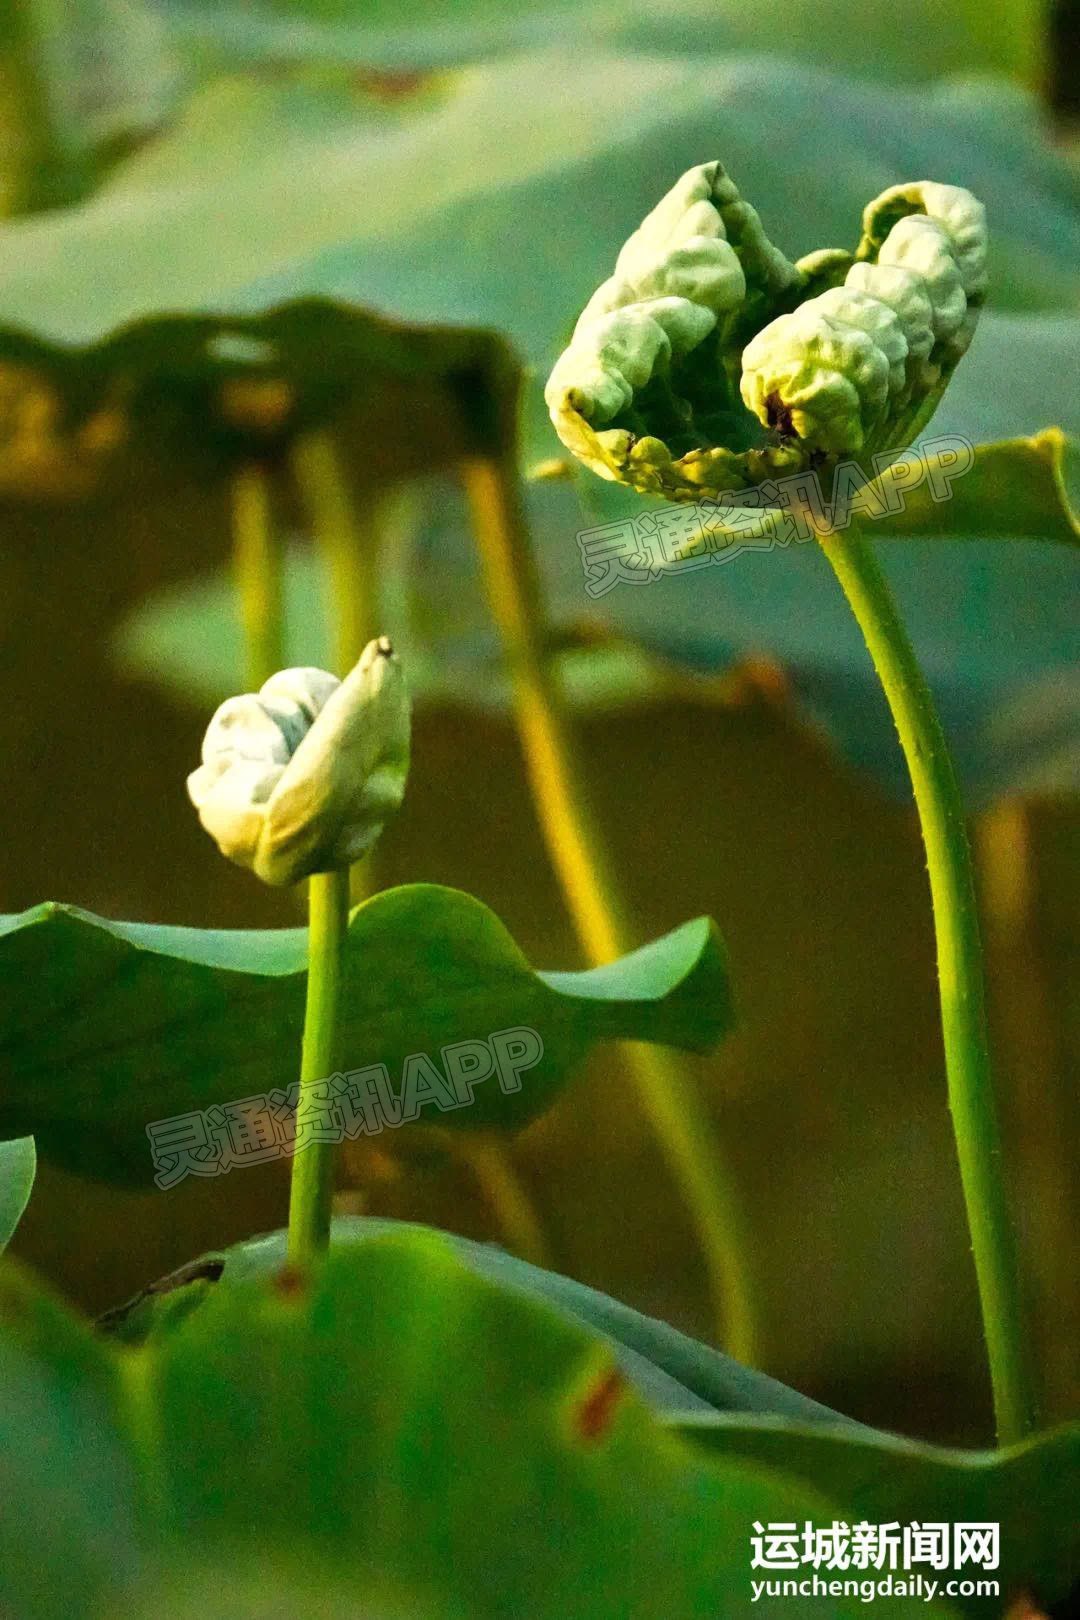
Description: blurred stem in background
xmin=287 ymin=866 xmax=350 ymax=1266
xmin=1 ymin=0 xmax=70 ymax=215
xmin=230 ymin=460 xmax=284 ymax=691
xmin=461 ymin=449 xmax=757 ymax=1363
xmin=287 ymin=430 xmax=553 ymax=1270
xmin=425 ymin=1127 xmax=552 ymax=1270
xmin=817 ymin=517 xmax=1035 ymax=1445
xmin=291 ymin=429 xmax=380 ymax=906
xmin=291 ymin=431 xmax=382 ymax=681
xmin=976 ymin=801 xmax=1078 ymax=1418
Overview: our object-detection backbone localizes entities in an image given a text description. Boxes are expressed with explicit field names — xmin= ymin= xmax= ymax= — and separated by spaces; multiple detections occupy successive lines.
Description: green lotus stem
xmin=290 ymin=432 xmax=553 ymax=1267
xmin=286 ymin=867 xmax=351 ymax=1266
xmin=461 ymin=449 xmax=756 ymax=1361
xmin=291 ymin=431 xmax=380 ymax=679
xmin=817 ymin=517 xmax=1034 ymax=1443
xmin=231 ymin=460 xmax=285 ymax=691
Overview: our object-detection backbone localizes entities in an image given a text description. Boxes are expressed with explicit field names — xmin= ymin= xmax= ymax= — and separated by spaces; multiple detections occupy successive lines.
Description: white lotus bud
xmin=810 ymin=286 xmax=910 ymax=395
xmin=619 ymin=161 xmax=740 ymax=261
xmin=547 ymin=164 xmax=986 ymax=485
xmin=187 ymin=637 xmax=410 ymax=887
xmin=740 ymin=180 xmax=985 ymax=453
xmin=719 ymin=198 xmax=802 ymax=296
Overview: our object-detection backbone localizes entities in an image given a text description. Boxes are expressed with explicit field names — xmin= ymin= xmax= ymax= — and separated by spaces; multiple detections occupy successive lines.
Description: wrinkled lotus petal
xmin=742 ymin=180 xmax=986 ymax=455
xmin=544 ymin=160 xmax=800 ymax=496
xmin=188 ymin=638 xmax=410 ymax=886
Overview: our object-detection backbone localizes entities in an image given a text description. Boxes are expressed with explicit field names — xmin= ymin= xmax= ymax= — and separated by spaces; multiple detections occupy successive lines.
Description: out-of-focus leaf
xmin=101 ymin=1214 xmax=855 ymax=1426
xmin=0 ymin=55 xmax=1075 ymax=339
xmin=0 ymin=1257 xmax=145 ymax=1620
xmin=0 ymin=299 xmax=515 ymax=501
xmin=874 ymin=428 xmax=1079 ymax=547
xmin=0 ymin=1134 xmax=34 ymax=1249
xmin=160 ymin=0 xmax=1045 ymax=94
xmin=0 ymin=885 xmax=731 ymax=1182
xmin=680 ymin=1413 xmax=1080 ymax=1617
xmin=2 ymin=52 xmax=1078 ymax=800
xmin=0 ymin=0 xmax=177 ymax=213
xmin=1 ymin=1232 xmax=898 ymax=1620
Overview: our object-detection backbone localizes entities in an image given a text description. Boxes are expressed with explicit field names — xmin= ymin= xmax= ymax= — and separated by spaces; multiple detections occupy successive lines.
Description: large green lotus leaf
xmin=680 ymin=1414 xmax=1080 ymax=1617
xmin=0 ymin=885 xmax=731 ymax=1183
xmin=100 ymin=1214 xmax=857 ymax=1426
xmin=0 ymin=1255 xmax=146 ymax=1620
xmin=0 ymin=54 xmax=1076 ymax=340
xmin=0 ymin=1134 xmax=34 ymax=1250
xmin=0 ymin=1232 xmax=908 ymax=1620
xmin=159 ymin=0 xmax=1045 ymax=90
xmin=155 ymin=0 xmax=1036 ymax=90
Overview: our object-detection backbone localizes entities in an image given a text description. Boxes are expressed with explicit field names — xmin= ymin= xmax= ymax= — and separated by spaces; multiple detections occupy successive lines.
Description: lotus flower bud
xmin=876 ymin=217 xmax=967 ymax=343
xmin=844 ymin=262 xmax=935 ymax=363
xmin=548 ymin=162 xmax=986 ymax=488
xmin=188 ymin=637 xmax=410 ymax=887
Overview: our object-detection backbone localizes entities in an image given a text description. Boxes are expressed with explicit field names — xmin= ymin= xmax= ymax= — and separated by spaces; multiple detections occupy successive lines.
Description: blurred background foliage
xmin=0 ymin=0 xmax=1077 ymax=1445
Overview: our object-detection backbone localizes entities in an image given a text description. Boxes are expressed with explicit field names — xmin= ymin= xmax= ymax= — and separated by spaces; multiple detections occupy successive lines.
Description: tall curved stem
xmin=817 ymin=518 xmax=1034 ymax=1443
xmin=290 ymin=431 xmax=381 ymax=680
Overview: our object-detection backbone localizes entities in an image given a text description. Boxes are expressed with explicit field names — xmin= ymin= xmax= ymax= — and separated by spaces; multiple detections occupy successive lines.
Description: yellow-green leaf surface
xmin=0 ymin=58 xmax=1074 ymax=342
xmin=161 ymin=0 xmax=1046 ymax=89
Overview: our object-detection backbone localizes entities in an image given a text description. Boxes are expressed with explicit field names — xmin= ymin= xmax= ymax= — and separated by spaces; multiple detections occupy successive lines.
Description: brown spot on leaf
xmin=574 ymin=1366 xmax=627 ymax=1443
xmin=354 ymin=68 xmax=435 ymax=102
xmin=273 ymin=1263 xmax=307 ymax=1300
